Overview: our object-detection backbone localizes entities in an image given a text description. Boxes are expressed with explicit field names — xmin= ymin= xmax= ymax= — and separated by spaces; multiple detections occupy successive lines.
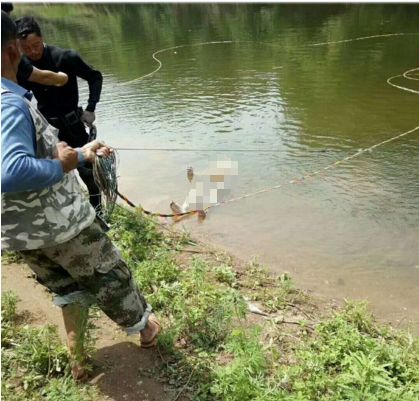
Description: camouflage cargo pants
xmin=19 ymin=221 xmax=151 ymax=334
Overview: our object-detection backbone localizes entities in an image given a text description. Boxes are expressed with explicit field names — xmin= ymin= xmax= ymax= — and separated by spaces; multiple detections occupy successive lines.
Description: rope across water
xmin=203 ymin=125 xmax=419 ymax=213
xmin=94 ymin=125 xmax=419 ymax=220
xmin=119 ymin=32 xmax=419 ymax=93
xmin=96 ymin=33 xmax=419 ymax=220
xmin=119 ymin=41 xmax=233 ymax=86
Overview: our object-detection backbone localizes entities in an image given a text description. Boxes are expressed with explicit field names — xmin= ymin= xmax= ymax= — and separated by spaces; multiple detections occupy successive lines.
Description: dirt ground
xmin=1 ymin=262 xmax=186 ymax=401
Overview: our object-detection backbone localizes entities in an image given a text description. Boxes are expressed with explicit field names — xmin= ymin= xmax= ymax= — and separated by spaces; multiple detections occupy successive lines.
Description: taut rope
xmin=93 ymin=125 xmax=419 ymax=221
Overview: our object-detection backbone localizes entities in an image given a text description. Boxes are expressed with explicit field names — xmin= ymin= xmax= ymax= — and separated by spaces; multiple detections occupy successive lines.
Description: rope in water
xmin=119 ymin=41 xmax=233 ymax=86
xmin=116 ymin=33 xmax=419 ymax=155
xmin=203 ymin=125 xmax=419 ymax=212
xmin=95 ymin=33 xmax=419 ymax=220
xmin=387 ymin=67 xmax=419 ymax=95
xmin=93 ymin=125 xmax=419 ymax=221
xmin=114 ymin=147 xmax=285 ymax=153
xmin=119 ymin=33 xmax=419 ymax=90
xmin=404 ymin=68 xmax=419 ymax=80
xmin=307 ymin=32 xmax=419 ymax=46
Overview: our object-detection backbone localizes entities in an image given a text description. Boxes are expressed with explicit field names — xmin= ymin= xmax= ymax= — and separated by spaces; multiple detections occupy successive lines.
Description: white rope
xmin=119 ymin=41 xmax=233 ymax=86
xmin=119 ymin=34 xmax=419 ymax=95
xmin=206 ymin=126 xmax=419 ymax=210
xmin=387 ymin=67 xmax=419 ymax=95
xmin=403 ymin=67 xmax=419 ymax=81
xmin=115 ymin=33 xmax=419 ymax=211
xmin=308 ymin=32 xmax=419 ymax=46
xmin=309 ymin=34 xmax=419 ymax=94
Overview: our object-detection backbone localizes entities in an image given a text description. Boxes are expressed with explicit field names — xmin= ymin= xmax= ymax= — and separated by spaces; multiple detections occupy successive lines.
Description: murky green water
xmin=16 ymin=4 xmax=419 ymax=327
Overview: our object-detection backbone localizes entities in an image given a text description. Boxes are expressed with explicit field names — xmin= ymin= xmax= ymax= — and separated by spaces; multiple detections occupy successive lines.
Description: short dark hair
xmin=1 ymin=10 xmax=17 ymax=51
xmin=1 ymin=3 xmax=14 ymax=14
xmin=15 ymin=15 xmax=42 ymax=39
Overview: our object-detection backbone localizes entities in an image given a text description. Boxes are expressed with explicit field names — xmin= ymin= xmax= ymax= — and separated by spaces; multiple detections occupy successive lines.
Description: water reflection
xmin=14 ymin=3 xmax=419 ymax=327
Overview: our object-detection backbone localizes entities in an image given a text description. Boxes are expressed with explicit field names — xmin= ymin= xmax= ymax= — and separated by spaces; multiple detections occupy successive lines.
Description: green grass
xmin=108 ymin=206 xmax=419 ymax=401
xmin=1 ymin=291 xmax=98 ymax=401
xmin=1 ymin=250 xmax=23 ymax=264
xmin=2 ymin=206 xmax=418 ymax=400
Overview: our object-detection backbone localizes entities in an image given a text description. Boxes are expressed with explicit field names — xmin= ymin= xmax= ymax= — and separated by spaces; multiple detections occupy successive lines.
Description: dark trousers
xmin=47 ymin=111 xmax=102 ymax=213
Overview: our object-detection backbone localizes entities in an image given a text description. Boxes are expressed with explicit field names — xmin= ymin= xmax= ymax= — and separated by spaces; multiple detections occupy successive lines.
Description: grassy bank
xmin=1 ymin=291 xmax=99 ymax=401
xmin=2 ymin=206 xmax=419 ymax=400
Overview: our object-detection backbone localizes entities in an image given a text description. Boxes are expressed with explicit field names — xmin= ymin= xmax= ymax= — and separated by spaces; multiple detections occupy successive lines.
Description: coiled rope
xmin=92 ymin=151 xmax=118 ymax=216
xmin=92 ymin=151 xmax=204 ymax=220
xmin=94 ymin=33 xmax=419 ymax=220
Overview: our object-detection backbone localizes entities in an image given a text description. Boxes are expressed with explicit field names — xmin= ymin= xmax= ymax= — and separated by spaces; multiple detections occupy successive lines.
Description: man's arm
xmin=1 ymin=96 xmax=70 ymax=193
xmin=66 ymin=50 xmax=102 ymax=112
xmin=29 ymin=67 xmax=68 ymax=87
xmin=17 ymin=58 xmax=68 ymax=87
xmin=2 ymin=96 xmax=111 ymax=193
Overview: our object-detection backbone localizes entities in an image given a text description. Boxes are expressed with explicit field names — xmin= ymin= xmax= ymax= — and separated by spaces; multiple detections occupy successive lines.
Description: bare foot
xmin=71 ymin=362 xmax=88 ymax=381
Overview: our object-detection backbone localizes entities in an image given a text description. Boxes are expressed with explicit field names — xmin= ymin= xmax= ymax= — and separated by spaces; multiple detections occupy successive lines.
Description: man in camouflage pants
xmin=1 ymin=11 xmax=160 ymax=380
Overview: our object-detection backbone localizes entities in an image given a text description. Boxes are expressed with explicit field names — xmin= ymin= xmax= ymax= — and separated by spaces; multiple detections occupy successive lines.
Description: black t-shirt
xmin=17 ymin=44 xmax=102 ymax=118
xmin=17 ymin=58 xmax=33 ymax=82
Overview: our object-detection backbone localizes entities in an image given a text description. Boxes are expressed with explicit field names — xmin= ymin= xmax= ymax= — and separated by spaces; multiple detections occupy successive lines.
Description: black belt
xmin=48 ymin=107 xmax=83 ymax=127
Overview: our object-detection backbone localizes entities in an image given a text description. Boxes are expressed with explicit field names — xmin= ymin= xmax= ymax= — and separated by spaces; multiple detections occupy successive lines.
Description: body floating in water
xmin=170 ymin=160 xmax=239 ymax=223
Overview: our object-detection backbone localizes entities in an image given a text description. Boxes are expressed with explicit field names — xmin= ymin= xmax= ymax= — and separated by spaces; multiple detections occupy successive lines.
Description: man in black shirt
xmin=1 ymin=2 xmax=13 ymax=14
xmin=16 ymin=16 xmax=103 ymax=213
xmin=2 ymin=4 xmax=69 ymax=86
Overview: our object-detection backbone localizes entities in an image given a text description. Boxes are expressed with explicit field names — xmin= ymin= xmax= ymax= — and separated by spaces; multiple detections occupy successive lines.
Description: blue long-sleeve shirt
xmin=1 ymin=77 xmax=64 ymax=193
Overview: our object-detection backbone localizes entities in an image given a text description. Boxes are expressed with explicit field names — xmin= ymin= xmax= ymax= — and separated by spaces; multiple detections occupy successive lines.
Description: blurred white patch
xmin=172 ymin=160 xmax=239 ymax=213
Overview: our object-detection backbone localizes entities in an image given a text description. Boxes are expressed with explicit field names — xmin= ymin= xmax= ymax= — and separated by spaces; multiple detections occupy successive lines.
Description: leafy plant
xmin=1 ymin=251 xmax=23 ymax=264
xmin=1 ymin=291 xmax=19 ymax=323
xmin=1 ymin=291 xmax=98 ymax=400
xmin=213 ymin=264 xmax=237 ymax=286
xmin=210 ymin=327 xmax=268 ymax=401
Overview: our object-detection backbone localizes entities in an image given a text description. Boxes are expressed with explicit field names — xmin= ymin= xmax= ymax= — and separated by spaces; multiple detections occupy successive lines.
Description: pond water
xmin=16 ymin=4 xmax=419 ymax=329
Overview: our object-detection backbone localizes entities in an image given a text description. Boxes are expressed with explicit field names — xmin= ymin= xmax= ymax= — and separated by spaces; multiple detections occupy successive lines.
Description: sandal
xmin=140 ymin=315 xmax=161 ymax=349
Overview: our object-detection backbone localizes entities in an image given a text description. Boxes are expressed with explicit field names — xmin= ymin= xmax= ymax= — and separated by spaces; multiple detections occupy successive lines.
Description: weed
xmin=1 ymin=292 xmax=98 ymax=400
xmin=1 ymin=290 xmax=19 ymax=323
xmin=132 ymin=252 xmax=180 ymax=293
xmin=42 ymin=377 xmax=99 ymax=400
xmin=109 ymin=206 xmax=419 ymax=401
xmin=275 ymin=302 xmax=419 ymax=401
xmin=263 ymin=274 xmax=307 ymax=312
xmin=240 ymin=259 xmax=270 ymax=289
xmin=165 ymin=259 xmax=247 ymax=349
xmin=210 ymin=327 xmax=268 ymax=401
xmin=70 ymin=305 xmax=98 ymax=375
xmin=177 ymin=228 xmax=197 ymax=247
xmin=1 ymin=250 xmax=23 ymax=264
xmin=108 ymin=206 xmax=163 ymax=262
xmin=213 ymin=264 xmax=237 ymax=287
